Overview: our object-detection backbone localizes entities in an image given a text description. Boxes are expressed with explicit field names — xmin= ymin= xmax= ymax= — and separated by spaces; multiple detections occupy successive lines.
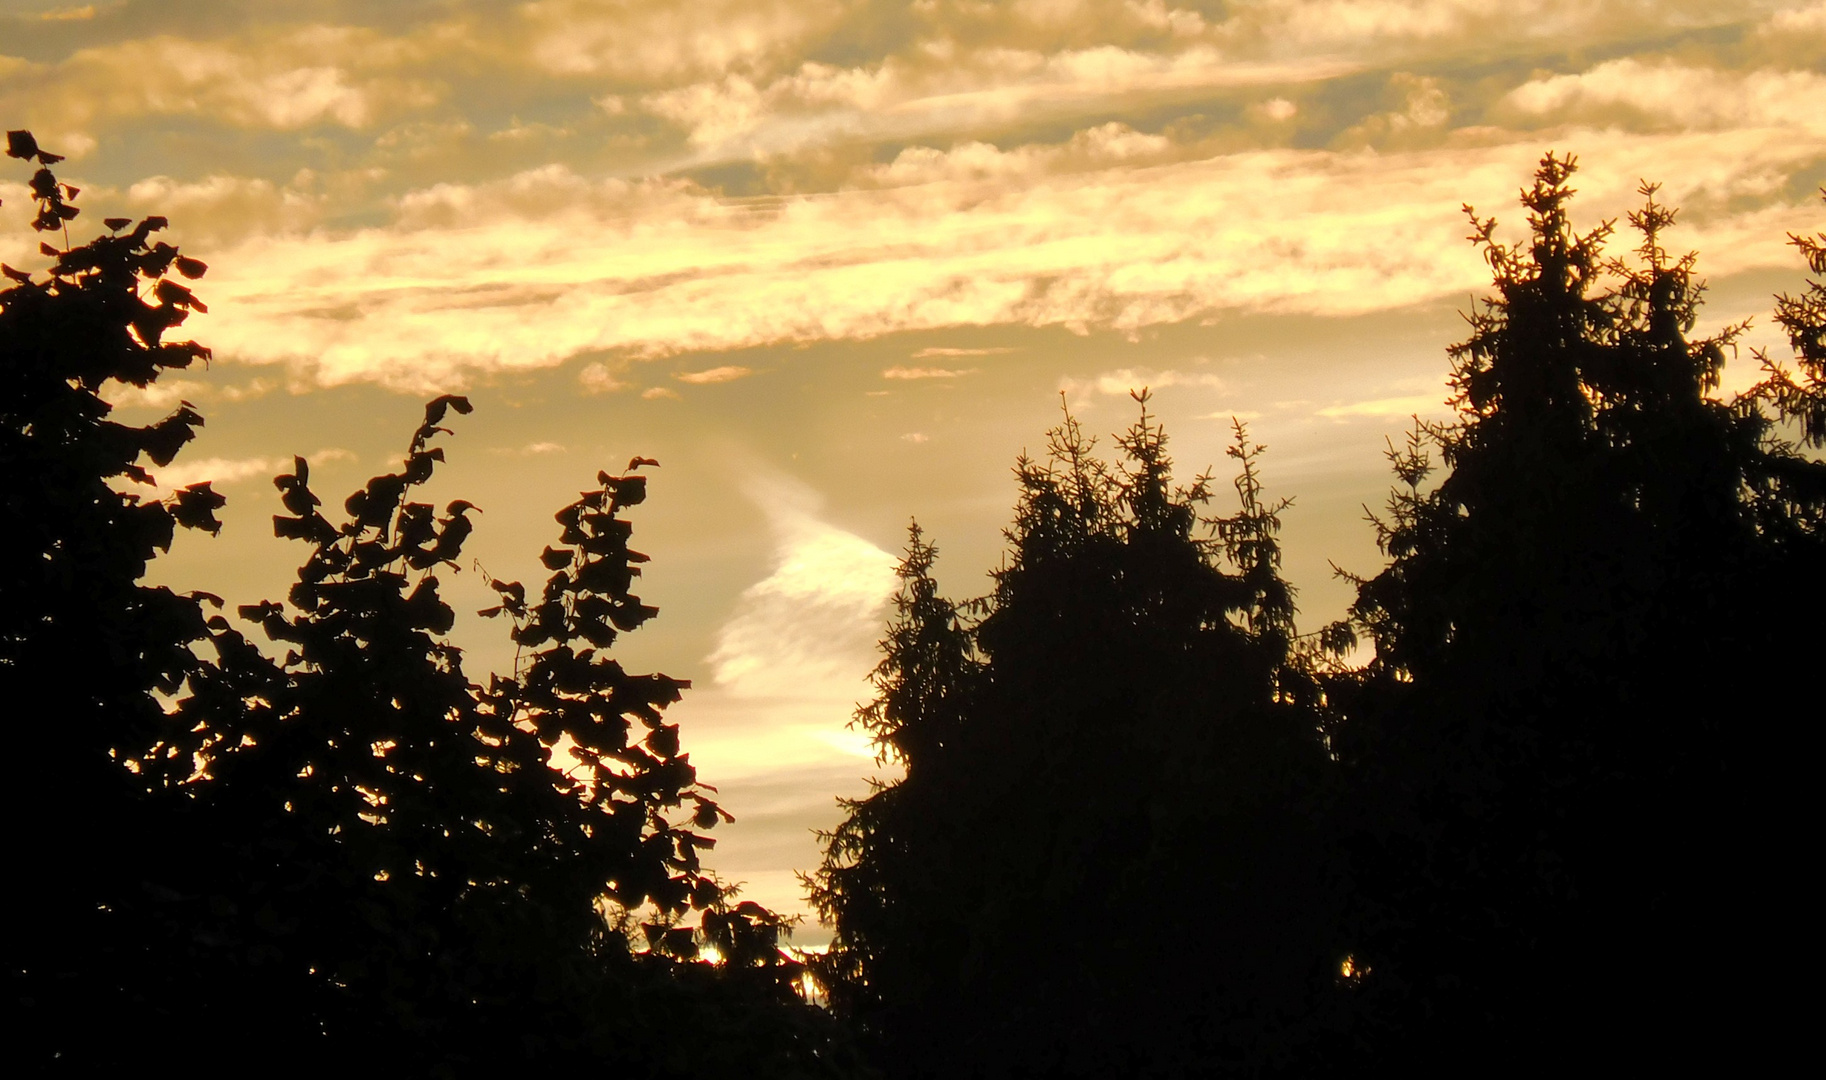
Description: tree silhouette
xmin=4 ymin=131 xmax=859 ymax=1075
xmin=23 ymin=121 xmax=1822 ymax=1072
xmin=812 ymin=396 xmax=1344 ymax=1077
xmin=1758 ymin=189 xmax=1826 ymax=445
xmin=805 ymin=522 xmax=980 ymax=1031
xmin=2 ymin=129 xmax=227 ymax=1063
xmin=1330 ymin=155 xmax=1826 ymax=1068
xmin=158 ymin=404 xmax=844 ymax=1071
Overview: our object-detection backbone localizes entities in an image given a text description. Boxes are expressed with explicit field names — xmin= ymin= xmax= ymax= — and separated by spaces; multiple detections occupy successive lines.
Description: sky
xmin=3 ymin=0 xmax=1822 ymax=935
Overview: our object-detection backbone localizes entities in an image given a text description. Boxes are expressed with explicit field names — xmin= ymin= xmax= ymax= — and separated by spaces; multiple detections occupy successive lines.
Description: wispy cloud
xmin=1061 ymin=366 xmax=1224 ymax=405
xmin=578 ymin=362 xmax=626 ymax=393
xmin=910 ymin=346 xmax=1016 ymax=358
xmin=1 ymin=28 xmax=442 ymax=136
xmin=1501 ymin=58 xmax=1826 ymax=132
xmin=676 ymin=364 xmax=754 ymax=385
xmin=151 ymin=447 xmax=354 ymax=491
xmin=883 ymin=365 xmax=977 ymax=379
xmin=710 ymin=473 xmax=896 ymax=700
xmin=1313 ymin=377 xmax=1454 ymax=419
xmin=493 ymin=441 xmax=566 ymax=456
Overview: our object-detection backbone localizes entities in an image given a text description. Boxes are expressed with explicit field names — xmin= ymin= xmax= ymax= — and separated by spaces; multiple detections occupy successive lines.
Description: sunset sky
xmin=4 ymin=0 xmax=1821 ymax=933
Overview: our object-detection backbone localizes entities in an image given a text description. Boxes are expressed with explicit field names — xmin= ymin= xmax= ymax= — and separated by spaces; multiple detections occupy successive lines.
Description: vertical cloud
xmin=710 ymin=473 xmax=898 ymax=705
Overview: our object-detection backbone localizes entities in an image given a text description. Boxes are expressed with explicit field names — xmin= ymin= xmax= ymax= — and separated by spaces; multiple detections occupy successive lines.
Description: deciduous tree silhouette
xmin=811 ymin=396 xmax=1344 ymax=1078
xmin=4 ymin=130 xmax=860 ymax=1076
xmin=1 ymin=129 xmax=225 ymax=1062
xmin=1329 ymin=155 xmax=1825 ymax=1068
xmin=163 ymin=404 xmax=843 ymax=1072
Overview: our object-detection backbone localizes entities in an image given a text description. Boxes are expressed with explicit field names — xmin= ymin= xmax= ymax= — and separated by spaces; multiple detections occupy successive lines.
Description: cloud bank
xmin=0 ymin=1 xmax=1816 ymax=392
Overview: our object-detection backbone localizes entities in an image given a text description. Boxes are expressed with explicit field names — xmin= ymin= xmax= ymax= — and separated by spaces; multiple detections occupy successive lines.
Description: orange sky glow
xmin=4 ymin=0 xmax=1821 ymax=933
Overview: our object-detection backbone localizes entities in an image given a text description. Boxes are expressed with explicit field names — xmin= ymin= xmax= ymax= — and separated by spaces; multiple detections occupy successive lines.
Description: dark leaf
xmin=612 ymin=475 xmax=647 ymax=507
xmin=6 ymin=129 xmax=39 ymax=160
xmin=172 ymin=482 xmax=228 ymax=535
xmin=141 ymin=405 xmax=204 ymax=467
xmin=237 ymin=601 xmax=283 ymax=622
xmin=422 ymin=394 xmax=472 ymax=428
xmin=662 ymin=927 xmax=698 ymax=958
xmin=155 ymin=278 xmax=197 ymax=308
xmin=404 ymin=577 xmax=455 ymax=633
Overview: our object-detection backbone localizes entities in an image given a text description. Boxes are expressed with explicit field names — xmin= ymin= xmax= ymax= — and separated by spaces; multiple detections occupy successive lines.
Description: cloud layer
xmin=1 ymin=1 xmax=1818 ymax=391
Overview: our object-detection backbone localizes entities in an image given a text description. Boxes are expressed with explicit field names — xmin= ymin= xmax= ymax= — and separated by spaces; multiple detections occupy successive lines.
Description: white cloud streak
xmin=710 ymin=474 xmax=897 ymax=701
xmin=675 ymin=365 xmax=754 ymax=384
xmin=883 ymin=365 xmax=977 ymax=378
xmin=686 ymin=473 xmax=897 ymax=781
xmin=151 ymin=447 xmax=354 ymax=490
xmin=1060 ymin=365 xmax=1224 ymax=405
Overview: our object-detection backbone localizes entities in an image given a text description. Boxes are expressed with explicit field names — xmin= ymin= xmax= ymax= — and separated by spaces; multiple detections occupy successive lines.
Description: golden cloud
xmin=152 ymin=447 xmax=354 ymax=491
xmin=1501 ymin=58 xmax=1826 ymax=133
xmin=0 ymin=28 xmax=442 ymax=134
xmin=155 ymin=126 xmax=1819 ymax=392
xmin=910 ymin=346 xmax=1016 ymax=357
xmin=883 ymin=365 xmax=978 ymax=378
xmin=675 ymin=365 xmax=755 ymax=384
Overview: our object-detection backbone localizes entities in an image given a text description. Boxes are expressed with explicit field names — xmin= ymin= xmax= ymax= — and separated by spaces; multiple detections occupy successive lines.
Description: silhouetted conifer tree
xmin=1759 ymin=189 xmax=1826 ymax=446
xmin=813 ymin=396 xmax=1344 ymax=1078
xmin=1330 ymin=155 xmax=1825 ymax=1069
xmin=806 ymin=523 xmax=980 ymax=1027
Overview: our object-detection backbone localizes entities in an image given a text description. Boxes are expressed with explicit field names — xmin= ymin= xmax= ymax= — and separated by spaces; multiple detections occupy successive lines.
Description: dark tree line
xmin=3 ymin=132 xmax=859 ymax=1076
xmin=806 ymin=405 xmax=1344 ymax=1077
xmin=812 ymin=155 xmax=1825 ymax=1075
xmin=9 ymin=126 xmax=1821 ymax=1075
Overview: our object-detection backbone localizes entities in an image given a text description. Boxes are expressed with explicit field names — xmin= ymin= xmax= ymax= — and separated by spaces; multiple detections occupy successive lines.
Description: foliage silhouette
xmin=17 ymin=123 xmax=1823 ymax=1074
xmin=4 ymin=131 xmax=860 ymax=1076
xmin=1758 ymin=189 xmax=1826 ymax=445
xmin=810 ymin=396 xmax=1344 ymax=1077
xmin=1328 ymin=155 xmax=1825 ymax=1068
xmin=161 ymin=402 xmax=850 ymax=1072
xmin=2 ymin=128 xmax=225 ymax=1064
